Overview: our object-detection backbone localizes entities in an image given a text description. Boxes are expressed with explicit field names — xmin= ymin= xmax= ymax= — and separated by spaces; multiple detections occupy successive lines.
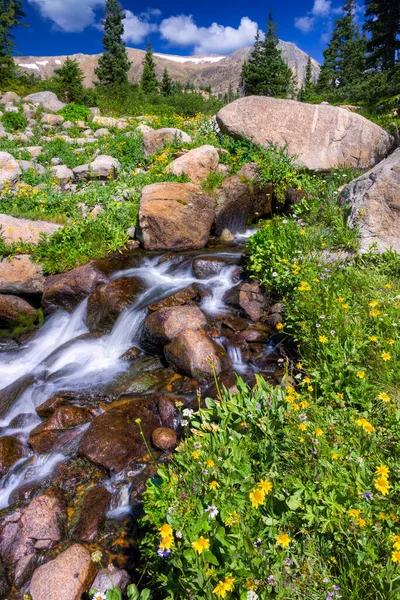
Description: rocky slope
xmin=15 ymin=42 xmax=320 ymax=93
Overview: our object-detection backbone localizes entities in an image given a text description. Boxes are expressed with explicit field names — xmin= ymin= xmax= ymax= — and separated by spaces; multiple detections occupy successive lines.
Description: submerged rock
xmin=86 ymin=276 xmax=146 ymax=332
xmin=142 ymin=306 xmax=207 ymax=352
xmin=42 ymin=261 xmax=109 ymax=313
xmin=78 ymin=399 xmax=161 ymax=472
xmin=29 ymin=544 xmax=95 ymax=600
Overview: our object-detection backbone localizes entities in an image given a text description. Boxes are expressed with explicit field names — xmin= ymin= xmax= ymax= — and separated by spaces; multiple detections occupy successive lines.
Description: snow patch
xmin=154 ymin=53 xmax=226 ymax=64
xmin=36 ymin=61 xmax=49 ymax=66
xmin=55 ymin=60 xmax=62 ymax=65
xmin=18 ymin=63 xmax=39 ymax=70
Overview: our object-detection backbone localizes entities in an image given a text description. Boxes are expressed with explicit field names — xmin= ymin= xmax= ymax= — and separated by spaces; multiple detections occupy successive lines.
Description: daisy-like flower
xmin=356 ymin=371 xmax=366 ymax=379
xmin=205 ymin=505 xmax=219 ymax=519
xmin=210 ymin=480 xmax=220 ymax=490
xmin=258 ymin=479 xmax=273 ymax=494
xmin=275 ymin=533 xmax=291 ymax=547
xmin=192 ymin=536 xmax=210 ymax=554
xmin=378 ymin=392 xmax=390 ymax=402
xmin=159 ymin=524 xmax=173 ymax=537
xmin=375 ymin=477 xmax=390 ymax=495
xmin=249 ymin=487 xmax=265 ymax=508
xmin=392 ymin=551 xmax=400 ymax=563
xmin=381 ymin=351 xmax=392 ymax=361
xmin=376 ymin=465 xmax=390 ymax=478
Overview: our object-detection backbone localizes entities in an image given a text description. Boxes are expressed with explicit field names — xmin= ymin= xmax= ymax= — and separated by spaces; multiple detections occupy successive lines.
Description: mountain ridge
xmin=15 ymin=42 xmax=320 ymax=94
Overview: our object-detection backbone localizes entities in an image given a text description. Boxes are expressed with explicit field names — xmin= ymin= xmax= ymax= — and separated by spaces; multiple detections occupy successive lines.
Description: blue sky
xmin=14 ymin=0 xmax=363 ymax=63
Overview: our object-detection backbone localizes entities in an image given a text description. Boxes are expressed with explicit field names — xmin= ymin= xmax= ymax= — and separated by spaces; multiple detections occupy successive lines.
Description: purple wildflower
xmin=363 ymin=492 xmax=373 ymax=501
xmin=157 ymin=548 xmax=171 ymax=558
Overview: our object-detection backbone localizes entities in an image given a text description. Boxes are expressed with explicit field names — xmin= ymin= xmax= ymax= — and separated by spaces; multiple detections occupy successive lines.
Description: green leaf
xmin=203 ymin=550 xmax=219 ymax=566
xmin=106 ymin=590 xmax=123 ymax=600
xmin=127 ymin=584 xmax=140 ymax=600
xmin=140 ymin=588 xmax=151 ymax=600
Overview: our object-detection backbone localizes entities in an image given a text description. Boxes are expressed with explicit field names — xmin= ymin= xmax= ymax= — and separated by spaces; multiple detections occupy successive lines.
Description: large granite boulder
xmin=217 ymin=97 xmax=395 ymax=171
xmin=345 ymin=148 xmax=400 ymax=253
xmin=142 ymin=127 xmax=192 ymax=157
xmin=0 ymin=255 xmax=45 ymax=295
xmin=0 ymin=151 xmax=21 ymax=187
xmin=166 ymin=145 xmax=219 ymax=185
xmin=29 ymin=544 xmax=95 ymax=600
xmin=42 ymin=262 xmax=109 ymax=314
xmin=137 ymin=182 xmax=215 ymax=251
xmin=23 ymin=91 xmax=65 ymax=112
xmin=0 ymin=213 xmax=61 ymax=245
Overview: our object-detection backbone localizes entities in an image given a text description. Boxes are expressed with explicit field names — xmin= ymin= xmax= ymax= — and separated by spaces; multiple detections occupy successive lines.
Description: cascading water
xmin=0 ymin=239 xmax=271 ymax=515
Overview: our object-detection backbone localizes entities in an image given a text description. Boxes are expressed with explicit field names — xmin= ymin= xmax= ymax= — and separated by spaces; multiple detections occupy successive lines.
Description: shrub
xmin=1 ymin=111 xmax=27 ymax=132
xmin=58 ymin=102 xmax=91 ymax=122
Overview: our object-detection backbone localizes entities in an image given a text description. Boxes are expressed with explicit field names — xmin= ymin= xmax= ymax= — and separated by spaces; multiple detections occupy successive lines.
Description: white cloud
xmin=123 ymin=10 xmax=158 ymax=44
xmin=311 ymin=0 xmax=332 ymax=17
xmin=159 ymin=15 xmax=258 ymax=55
xmin=140 ymin=7 xmax=162 ymax=19
xmin=28 ymin=0 xmax=105 ymax=32
xmin=294 ymin=16 xmax=316 ymax=34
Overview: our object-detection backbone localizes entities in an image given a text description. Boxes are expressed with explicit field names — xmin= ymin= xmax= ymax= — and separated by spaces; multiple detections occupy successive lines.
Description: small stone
xmin=152 ymin=427 xmax=178 ymax=450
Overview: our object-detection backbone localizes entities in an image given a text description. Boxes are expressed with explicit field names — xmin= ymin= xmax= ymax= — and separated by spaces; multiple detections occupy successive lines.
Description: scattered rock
xmin=42 ymin=261 xmax=109 ymax=313
xmin=29 ymin=544 xmax=95 ymax=600
xmin=23 ymin=91 xmax=65 ymax=112
xmin=142 ymin=306 xmax=207 ymax=352
xmin=158 ymin=397 xmax=180 ymax=430
xmin=25 ymin=146 xmax=42 ymax=158
xmin=219 ymin=228 xmax=235 ymax=243
xmin=50 ymin=164 xmax=74 ymax=185
xmin=192 ymin=257 xmax=226 ymax=279
xmin=225 ymin=281 xmax=267 ymax=321
xmin=78 ymin=399 xmax=161 ymax=472
xmin=93 ymin=127 xmax=110 ymax=138
xmin=345 ymin=148 xmax=400 ymax=253
xmin=136 ymin=123 xmax=153 ymax=134
xmin=2 ymin=91 xmax=20 ymax=104
xmin=73 ymin=486 xmax=111 ymax=542
xmin=21 ymin=491 xmax=66 ymax=546
xmin=86 ymin=277 xmax=146 ymax=332
xmin=0 ymin=213 xmax=61 ymax=245
xmin=165 ymin=328 xmax=224 ymax=383
xmin=0 ymin=151 xmax=21 ymax=187
xmin=91 ymin=566 xmax=130 ymax=596
xmin=217 ymin=96 xmax=395 ymax=170
xmin=41 ymin=113 xmax=64 ymax=125
xmin=147 ymin=284 xmax=200 ymax=311
xmin=0 ymin=294 xmax=38 ymax=329
xmin=166 ymin=144 xmax=219 ymax=185
xmin=152 ymin=427 xmax=178 ymax=450
xmin=0 ymin=255 xmax=45 ymax=295
xmin=18 ymin=160 xmax=46 ymax=174
xmin=142 ymin=128 xmax=192 ymax=157
xmin=137 ymin=182 xmax=214 ymax=250
xmin=0 ymin=436 xmax=25 ymax=475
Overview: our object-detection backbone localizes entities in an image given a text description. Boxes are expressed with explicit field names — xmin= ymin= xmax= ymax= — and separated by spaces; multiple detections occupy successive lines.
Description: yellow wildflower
xmin=369 ymin=300 xmax=379 ymax=308
xmin=356 ymin=371 xmax=366 ymax=379
xmin=332 ymin=452 xmax=340 ymax=460
xmin=387 ymin=338 xmax=395 ymax=345
xmin=356 ymin=417 xmax=375 ymax=433
xmin=275 ymin=533 xmax=291 ymax=547
xmin=376 ymin=465 xmax=390 ymax=478
xmin=392 ymin=535 xmax=400 ymax=550
xmin=319 ymin=335 xmax=328 ymax=343
xmin=369 ymin=335 xmax=378 ymax=342
xmin=378 ymin=392 xmax=390 ymax=402
xmin=210 ymin=481 xmax=220 ymax=490
xmin=213 ymin=581 xmax=227 ymax=598
xmin=375 ymin=477 xmax=390 ymax=495
xmin=348 ymin=509 xmax=361 ymax=518
xmin=258 ymin=479 xmax=273 ymax=494
xmin=315 ymin=427 xmax=324 ymax=437
xmin=225 ymin=511 xmax=240 ymax=527
xmin=192 ymin=451 xmax=200 ymax=459
xmin=160 ymin=536 xmax=174 ymax=551
xmin=370 ymin=309 xmax=381 ymax=317
xmin=276 ymin=322 xmax=284 ymax=330
xmin=159 ymin=524 xmax=173 ymax=537
xmin=206 ymin=459 xmax=215 ymax=468
xmin=392 ymin=551 xmax=400 ymax=563
xmin=249 ymin=487 xmax=265 ymax=508
xmin=381 ymin=352 xmax=392 ymax=361
xmin=356 ymin=518 xmax=366 ymax=528
xmin=299 ymin=423 xmax=307 ymax=431
xmin=192 ymin=536 xmax=210 ymax=554
xmin=223 ymin=575 xmax=235 ymax=592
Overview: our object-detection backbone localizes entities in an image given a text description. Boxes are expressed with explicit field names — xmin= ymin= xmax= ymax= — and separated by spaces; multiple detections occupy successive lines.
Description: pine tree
xmin=140 ymin=42 xmax=158 ymax=94
xmin=161 ymin=67 xmax=172 ymax=95
xmin=54 ymin=58 xmax=85 ymax=103
xmin=299 ymin=56 xmax=314 ymax=102
xmin=320 ymin=0 xmax=365 ymax=88
xmin=364 ymin=0 xmax=400 ymax=70
xmin=241 ymin=12 xmax=295 ymax=98
xmin=95 ymin=0 xmax=131 ymax=86
xmin=0 ymin=0 xmax=25 ymax=86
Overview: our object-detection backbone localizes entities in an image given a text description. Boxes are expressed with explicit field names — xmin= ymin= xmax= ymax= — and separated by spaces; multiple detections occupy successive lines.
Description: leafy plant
xmin=58 ymin=102 xmax=91 ymax=122
xmin=1 ymin=111 xmax=27 ymax=132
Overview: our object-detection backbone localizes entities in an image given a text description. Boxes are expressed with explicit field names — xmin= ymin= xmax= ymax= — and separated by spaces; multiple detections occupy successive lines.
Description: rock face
xmin=165 ymin=328 xmax=223 ymax=383
xmin=0 ymin=255 xmax=45 ymax=295
xmin=0 ymin=436 xmax=25 ymax=475
xmin=345 ymin=148 xmax=400 ymax=253
xmin=29 ymin=544 xmax=95 ymax=600
xmin=142 ymin=306 xmax=207 ymax=352
xmin=217 ymin=96 xmax=395 ymax=171
xmin=42 ymin=262 xmax=109 ymax=313
xmin=0 ymin=151 xmax=21 ymax=186
xmin=24 ymin=91 xmax=66 ymax=112
xmin=142 ymin=128 xmax=192 ymax=157
xmin=0 ymin=294 xmax=38 ymax=329
xmin=78 ymin=399 xmax=161 ymax=472
xmin=166 ymin=145 xmax=219 ymax=184
xmin=138 ymin=182 xmax=215 ymax=251
xmin=86 ymin=277 xmax=146 ymax=332
xmin=0 ymin=213 xmax=61 ymax=244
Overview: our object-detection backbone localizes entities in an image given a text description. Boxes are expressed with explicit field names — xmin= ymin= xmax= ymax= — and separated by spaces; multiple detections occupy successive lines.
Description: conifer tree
xmin=95 ymin=0 xmax=131 ymax=86
xmin=54 ymin=58 xmax=85 ymax=103
xmin=319 ymin=0 xmax=365 ymax=88
xmin=140 ymin=42 xmax=158 ymax=94
xmin=299 ymin=56 xmax=314 ymax=102
xmin=161 ymin=67 xmax=172 ymax=95
xmin=241 ymin=12 xmax=295 ymax=98
xmin=0 ymin=0 xmax=25 ymax=86
xmin=364 ymin=0 xmax=400 ymax=70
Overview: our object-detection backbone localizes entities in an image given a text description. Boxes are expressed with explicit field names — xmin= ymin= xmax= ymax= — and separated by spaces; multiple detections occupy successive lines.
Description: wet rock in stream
xmin=142 ymin=305 xmax=207 ymax=353
xmin=72 ymin=486 xmax=111 ymax=543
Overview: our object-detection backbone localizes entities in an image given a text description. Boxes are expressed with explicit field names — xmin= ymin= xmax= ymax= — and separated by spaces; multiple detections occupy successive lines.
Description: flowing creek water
xmin=0 ymin=228 xmax=286 ymax=585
